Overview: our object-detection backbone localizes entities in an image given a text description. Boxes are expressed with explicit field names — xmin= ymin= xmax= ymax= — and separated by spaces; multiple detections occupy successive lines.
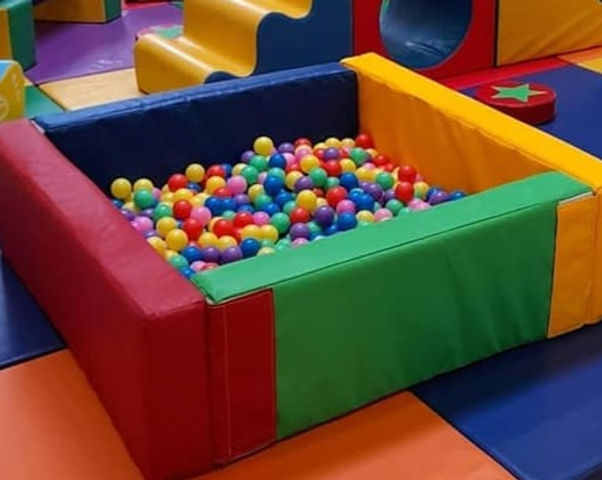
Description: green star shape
xmin=492 ymin=83 xmax=546 ymax=103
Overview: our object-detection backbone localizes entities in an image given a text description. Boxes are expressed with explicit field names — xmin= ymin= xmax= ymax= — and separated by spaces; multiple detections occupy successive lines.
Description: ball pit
xmin=108 ymin=134 xmax=468 ymax=279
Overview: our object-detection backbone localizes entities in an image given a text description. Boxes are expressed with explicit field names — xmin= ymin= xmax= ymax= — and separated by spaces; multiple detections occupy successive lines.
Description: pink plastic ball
xmin=374 ymin=208 xmax=393 ymax=222
xmin=336 ymin=199 xmax=356 ymax=215
xmin=152 ymin=187 xmax=162 ymax=200
xmin=226 ymin=176 xmax=247 ymax=195
xmin=283 ymin=153 xmax=295 ymax=167
xmin=191 ymin=261 xmax=206 ymax=272
xmin=408 ymin=198 xmax=422 ymax=209
xmin=295 ymin=147 xmax=312 ymax=160
xmin=415 ymin=173 xmax=424 ymax=182
xmin=413 ymin=202 xmax=431 ymax=211
xmin=363 ymin=162 xmax=376 ymax=170
xmin=257 ymin=172 xmax=268 ymax=184
xmin=190 ymin=206 xmax=212 ymax=226
xmin=253 ymin=212 xmax=271 ymax=226
xmin=131 ymin=216 xmax=153 ymax=235
xmin=292 ymin=238 xmax=309 ymax=248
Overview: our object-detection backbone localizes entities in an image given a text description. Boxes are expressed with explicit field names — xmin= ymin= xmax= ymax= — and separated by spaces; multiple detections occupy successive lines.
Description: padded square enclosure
xmin=0 ymin=54 xmax=598 ymax=480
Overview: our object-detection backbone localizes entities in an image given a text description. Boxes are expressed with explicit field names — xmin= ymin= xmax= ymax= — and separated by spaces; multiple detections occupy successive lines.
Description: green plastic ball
xmin=241 ymin=166 xmax=259 ymax=184
xmin=309 ymin=167 xmax=328 ymax=188
xmin=222 ymin=210 xmax=236 ymax=220
xmin=249 ymin=155 xmax=268 ymax=172
xmin=168 ymin=254 xmax=189 ymax=270
xmin=268 ymin=167 xmax=286 ymax=180
xmin=153 ymin=203 xmax=173 ymax=222
xmin=254 ymin=193 xmax=273 ymax=209
xmin=307 ymin=221 xmax=322 ymax=236
xmin=270 ymin=212 xmax=291 ymax=234
xmin=261 ymin=239 xmax=275 ymax=247
xmin=376 ymin=172 xmax=395 ymax=190
xmin=358 ymin=221 xmax=372 ymax=228
xmin=350 ymin=147 xmax=369 ymax=166
xmin=386 ymin=199 xmax=404 ymax=216
xmin=326 ymin=177 xmax=340 ymax=189
xmin=275 ymin=238 xmax=292 ymax=250
xmin=283 ymin=200 xmax=297 ymax=215
xmin=134 ymin=189 xmax=155 ymax=209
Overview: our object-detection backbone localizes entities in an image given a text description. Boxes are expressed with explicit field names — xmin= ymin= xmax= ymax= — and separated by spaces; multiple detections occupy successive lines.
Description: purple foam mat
xmin=27 ymin=4 xmax=182 ymax=84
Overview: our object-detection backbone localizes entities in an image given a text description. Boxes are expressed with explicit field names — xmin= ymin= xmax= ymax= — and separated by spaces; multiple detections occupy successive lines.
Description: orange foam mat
xmin=199 ymin=393 xmax=513 ymax=480
xmin=559 ymin=46 xmax=602 ymax=64
xmin=0 ymin=351 xmax=142 ymax=480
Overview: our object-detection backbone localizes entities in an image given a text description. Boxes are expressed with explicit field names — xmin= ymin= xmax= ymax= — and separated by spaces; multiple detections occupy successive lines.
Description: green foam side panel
xmin=25 ymin=85 xmax=63 ymax=118
xmin=104 ymin=0 xmax=121 ymax=22
xmin=4 ymin=0 xmax=35 ymax=70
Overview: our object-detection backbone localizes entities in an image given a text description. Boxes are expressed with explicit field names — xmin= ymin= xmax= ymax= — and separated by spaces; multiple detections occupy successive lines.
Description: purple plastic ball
xmin=121 ymin=209 xmax=136 ymax=221
xmin=140 ymin=208 xmax=154 ymax=218
xmin=429 ymin=191 xmax=451 ymax=206
xmin=364 ymin=183 xmax=384 ymax=201
xmin=202 ymin=247 xmax=221 ymax=264
xmin=221 ymin=246 xmax=243 ymax=264
xmin=290 ymin=223 xmax=311 ymax=240
xmin=313 ymin=205 xmax=336 ymax=227
xmin=144 ymin=230 xmax=158 ymax=239
xmin=383 ymin=188 xmax=396 ymax=203
xmin=234 ymin=193 xmax=251 ymax=206
xmin=294 ymin=176 xmax=314 ymax=193
xmin=323 ymin=147 xmax=340 ymax=160
xmin=278 ymin=142 xmax=295 ymax=154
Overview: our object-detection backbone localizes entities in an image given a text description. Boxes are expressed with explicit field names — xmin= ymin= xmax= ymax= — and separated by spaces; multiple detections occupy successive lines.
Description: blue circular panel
xmin=380 ymin=0 xmax=472 ymax=70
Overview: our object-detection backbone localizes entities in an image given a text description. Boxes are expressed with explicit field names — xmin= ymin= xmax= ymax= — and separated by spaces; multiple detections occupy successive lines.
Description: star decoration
xmin=492 ymin=84 xmax=547 ymax=103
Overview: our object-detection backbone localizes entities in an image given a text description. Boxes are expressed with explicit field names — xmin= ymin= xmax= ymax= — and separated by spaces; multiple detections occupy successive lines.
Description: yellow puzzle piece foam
xmin=0 ymin=60 xmax=25 ymax=123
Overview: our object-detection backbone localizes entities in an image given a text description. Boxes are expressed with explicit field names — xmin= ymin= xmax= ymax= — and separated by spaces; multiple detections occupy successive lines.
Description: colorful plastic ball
xmin=323 ymin=224 xmax=339 ymax=236
xmin=203 ymin=165 xmax=223 ymax=180
xmin=395 ymin=182 xmax=414 ymax=204
xmin=198 ymin=232 xmax=219 ymax=248
xmin=358 ymin=193 xmax=376 ymax=211
xmin=254 ymin=193 xmax=273 ymax=210
xmin=297 ymin=190 xmax=318 ymax=212
xmin=300 ymin=155 xmax=320 ymax=174
xmin=202 ymin=262 xmax=219 ymax=271
xmin=322 ymin=147 xmax=339 ymax=161
xmin=167 ymin=174 xmax=187 ymax=192
xmin=112 ymin=199 xmax=124 ymax=209
xmin=268 ymin=153 xmax=287 ymax=170
xmin=187 ymin=182 xmax=201 ymax=193
xmin=147 ymin=236 xmax=167 ymax=256
xmin=259 ymin=225 xmax=279 ymax=243
xmin=292 ymin=238 xmax=309 ymax=248
xmin=278 ymin=142 xmax=295 ymax=153
xmin=336 ymin=199 xmax=356 ymax=215
xmin=429 ymin=190 xmax=451 ymax=205
xmin=173 ymin=200 xmax=193 ymax=220
xmin=337 ymin=212 xmax=358 ymax=231
xmin=376 ymin=172 xmax=395 ymax=190
xmin=132 ymin=178 xmax=153 ymax=193
xmin=307 ymin=221 xmax=322 ymax=237
xmin=358 ymin=221 xmax=372 ymax=228
xmin=131 ymin=216 xmax=154 ymax=235
xmin=254 ymin=136 xmax=274 ymax=156
xmin=246 ymin=185 xmax=263 ymax=203
xmin=173 ymin=188 xmax=194 ymax=202
xmin=191 ymin=261 xmax=206 ymax=273
xmin=182 ymin=218 xmax=203 ymax=240
xmin=323 ymin=160 xmax=342 ymax=178
xmin=356 ymin=210 xmax=375 ymax=223
xmin=326 ymin=186 xmax=348 ymax=208
xmin=223 ymin=176 xmax=245 ymax=196
xmin=413 ymin=201 xmax=432 ymax=212
xmin=294 ymin=176 xmax=314 ymax=193
xmin=212 ymin=219 xmax=234 ymax=238
xmin=252 ymin=211 xmax=270 ymax=226
xmin=241 ymin=150 xmax=255 ymax=163
xmin=309 ymin=167 xmax=328 ymax=188
xmin=349 ymin=147 xmax=370 ymax=166
xmin=204 ymin=176 xmax=225 ymax=194
xmin=241 ymin=166 xmax=259 ymax=184
xmin=166 ymin=229 xmax=188 ymax=252
xmin=233 ymin=211 xmax=254 ymax=229
xmin=338 ymin=172 xmax=358 ymax=191
xmin=205 ymin=197 xmax=224 ymax=216
xmin=426 ymin=187 xmax=440 ymax=201
xmin=266 ymin=212 xmax=287 ymax=234
xmin=386 ymin=199 xmax=404 ymax=216
xmin=340 ymin=158 xmax=357 ymax=173
xmin=240 ymin=238 xmax=262 ymax=258
xmin=408 ymin=198 xmax=422 ymax=209
xmin=221 ymin=246 xmax=243 ymax=264
xmin=240 ymin=224 xmax=261 ymax=240
xmin=275 ymin=191 xmax=294 ymax=207
xmin=248 ymin=155 xmax=268 ymax=172
xmin=267 ymin=167 xmax=286 ymax=180
xmin=184 ymin=163 xmax=204 ymax=182
xmin=257 ymin=246 xmax=275 ymax=256
xmin=261 ymin=239 xmax=275 ymax=248
xmin=190 ymin=206 xmax=212 ymax=226
xmin=398 ymin=165 xmax=417 ymax=183
xmin=121 ymin=209 xmax=136 ymax=222
xmin=201 ymin=247 xmax=221 ymax=263
xmin=450 ymin=190 xmax=467 ymax=201
xmin=156 ymin=217 xmax=178 ymax=238
xmin=290 ymin=223 xmax=311 ymax=240
xmin=282 ymin=201 xmax=297 ymax=215
xmin=355 ymin=133 xmax=374 ymax=149
xmin=313 ymin=205 xmax=336 ymax=227
xmin=181 ymin=245 xmax=203 ymax=263
xmin=290 ymin=207 xmax=311 ymax=224
xmin=364 ymin=183 xmax=384 ymax=201
xmin=133 ymin=189 xmax=155 ymax=210
xmin=168 ymin=254 xmax=189 ymax=270
xmin=374 ymin=208 xmax=393 ymax=222
xmin=217 ymin=235 xmax=238 ymax=251
xmin=285 ymin=171 xmax=303 ymax=190
xmin=264 ymin=175 xmax=285 ymax=197
xmin=413 ymin=181 xmax=430 ymax=199
xmin=111 ymin=178 xmax=132 ymax=200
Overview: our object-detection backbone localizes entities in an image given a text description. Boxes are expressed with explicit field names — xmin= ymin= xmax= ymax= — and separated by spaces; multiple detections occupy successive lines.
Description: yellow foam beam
xmin=34 ymin=0 xmax=106 ymax=23
xmin=0 ymin=9 xmax=12 ymax=59
xmin=0 ymin=61 xmax=25 ymax=122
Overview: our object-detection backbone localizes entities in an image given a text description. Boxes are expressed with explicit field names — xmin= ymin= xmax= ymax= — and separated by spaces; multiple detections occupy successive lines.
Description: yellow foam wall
xmin=0 ymin=9 xmax=11 ymax=59
xmin=342 ymin=53 xmax=602 ymax=327
xmin=0 ymin=61 xmax=25 ymax=122
xmin=34 ymin=0 xmax=106 ymax=22
xmin=498 ymin=0 xmax=602 ymax=65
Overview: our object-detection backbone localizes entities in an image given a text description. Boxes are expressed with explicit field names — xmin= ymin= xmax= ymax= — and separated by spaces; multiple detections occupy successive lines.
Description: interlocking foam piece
xmin=414 ymin=322 xmax=602 ymax=480
xmin=34 ymin=0 xmax=121 ymax=23
xmin=0 ymin=60 xmax=25 ymax=122
xmin=0 ymin=120 xmax=212 ymax=480
xmin=0 ymin=251 xmax=64 ymax=369
xmin=497 ymin=0 xmax=602 ymax=66
xmin=0 ymin=351 xmax=142 ymax=480
xmin=27 ymin=4 xmax=182 ymax=84
xmin=202 ymin=393 xmax=513 ymax=480
xmin=40 ymin=69 xmax=143 ymax=111
xmin=0 ymin=0 xmax=35 ymax=70
xmin=25 ymin=84 xmax=62 ymax=117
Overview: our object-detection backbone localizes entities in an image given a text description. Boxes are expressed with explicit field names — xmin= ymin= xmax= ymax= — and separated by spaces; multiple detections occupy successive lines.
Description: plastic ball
xmin=374 ymin=208 xmax=393 ymax=222
xmin=323 ymin=224 xmax=339 ymax=236
xmin=270 ymin=212 xmax=291 ymax=234
xmin=253 ymin=211 xmax=271 ymax=226
xmin=206 ymin=165 xmax=226 ymax=179
xmin=313 ymin=205 xmax=336 ymax=227
xmin=355 ymin=133 xmax=374 ymax=149
xmin=337 ymin=158 xmax=354 ymax=173
xmin=221 ymin=246 xmax=243 ymax=264
xmin=307 ymin=221 xmax=322 ymax=237
xmin=257 ymin=246 xmax=275 ymax=256
xmin=173 ymin=200 xmax=193 ymax=220
xmin=166 ymin=229 xmax=189 ymax=252
xmin=413 ymin=181 xmax=430 ymax=199
xmin=185 ymin=164 xmax=205 ymax=183
xmin=152 ymin=203 xmax=172 ymax=222
xmin=259 ymin=225 xmax=279 ymax=243
xmin=326 ymin=186 xmax=348 ymax=208
xmin=132 ymin=178 xmax=153 ymax=193
xmin=429 ymin=190 xmax=451 ymax=205
xmin=167 ymin=174 xmax=188 ymax=192
xmin=254 ymin=136 xmax=274 ymax=156
xmin=133 ymin=189 xmax=156 ymax=210
xmin=201 ymin=247 xmax=221 ymax=264
xmin=168 ymin=254 xmax=189 ymax=270
xmin=224 ymin=176 xmax=246 ymax=196
xmin=364 ymin=183 xmax=384 ymax=201
xmin=450 ymin=190 xmax=467 ymax=201
xmin=217 ymin=235 xmax=238 ymax=251
xmin=333 ymin=199 xmax=353 ymax=215
xmin=264 ymin=175 xmax=285 ymax=197
xmin=240 ymin=238 xmax=261 ymax=257
xmin=413 ymin=201 xmax=432 ymax=212
xmin=111 ymin=178 xmax=132 ymax=200
xmin=395 ymin=182 xmax=414 ymax=204
xmin=279 ymin=142 xmax=295 ymax=153
xmin=213 ymin=219 xmax=235 ymax=238
xmin=112 ymin=199 xmax=124 ymax=209
xmin=182 ymin=245 xmax=203 ymax=263
xmin=350 ymin=147 xmax=370 ymax=166
xmin=249 ymin=155 xmax=269 ymax=172
xmin=173 ymin=188 xmax=193 ymax=203
xmin=275 ymin=191 xmax=294 ymax=207
xmin=386 ymin=199 xmax=404 ymax=216
xmin=268 ymin=153 xmax=287 ymax=169
xmin=290 ymin=223 xmax=311 ymax=240
xmin=247 ymin=184 xmax=265 ymax=202
xmin=233 ymin=211 xmax=253 ymax=229
xmin=198 ymin=232 xmax=220 ymax=248
xmin=297 ymin=190 xmax=318 ymax=212
xmin=292 ymin=238 xmax=309 ymax=248
xmin=147 ymin=237 xmax=167 ymax=256
xmin=285 ymin=171 xmax=304 ymax=190
xmin=426 ymin=187 xmax=440 ymax=201
xmin=204 ymin=176 xmax=224 ymax=194
xmin=300 ymin=155 xmax=320 ymax=174
xmin=241 ymin=225 xmax=261 ymax=240
xmin=182 ymin=218 xmax=203 ymax=240
xmin=356 ymin=210 xmax=375 ymax=223
xmin=254 ymin=193 xmax=273 ymax=210
xmin=222 ymin=210 xmax=236 ymax=221
xmin=131 ymin=216 xmax=153 ymax=235
xmin=190 ymin=206 xmax=212 ymax=226
xmin=337 ymin=212 xmax=358 ymax=231
xmin=309 ymin=167 xmax=328 ymax=188
xmin=156 ymin=217 xmax=177 ymax=238
xmin=191 ymin=261 xmax=206 ymax=273
xmin=241 ymin=166 xmax=259 ymax=184
xmin=338 ymin=172 xmax=358 ymax=191
xmin=376 ymin=172 xmax=395 ymax=190
xmin=121 ymin=209 xmax=136 ymax=222
xmin=322 ymin=160 xmax=341 ymax=178
xmin=290 ymin=207 xmax=311 ymax=224
xmin=241 ymin=150 xmax=255 ymax=163
xmin=398 ymin=165 xmax=417 ymax=183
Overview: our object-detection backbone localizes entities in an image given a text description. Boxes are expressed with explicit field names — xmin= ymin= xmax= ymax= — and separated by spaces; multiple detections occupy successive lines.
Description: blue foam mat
xmin=0 ymin=251 xmax=64 ymax=369
xmin=414 ymin=323 xmax=602 ymax=480
xmin=467 ymin=64 xmax=602 ymax=159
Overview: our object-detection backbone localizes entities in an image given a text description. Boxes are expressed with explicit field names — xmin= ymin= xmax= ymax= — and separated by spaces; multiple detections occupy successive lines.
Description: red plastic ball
xmin=233 ymin=212 xmax=254 ymax=229
xmin=373 ymin=154 xmax=390 ymax=167
xmin=168 ymin=173 xmax=188 ymax=192
xmin=355 ymin=133 xmax=374 ymax=149
xmin=295 ymin=138 xmax=312 ymax=148
xmin=323 ymin=160 xmax=342 ymax=177
xmin=326 ymin=186 xmax=348 ymax=208
xmin=286 ymin=162 xmax=301 ymax=173
xmin=213 ymin=219 xmax=235 ymax=238
xmin=202 ymin=263 xmax=219 ymax=271
xmin=182 ymin=218 xmax=202 ymax=240
xmin=207 ymin=165 xmax=227 ymax=179
xmin=382 ymin=163 xmax=395 ymax=172
xmin=290 ymin=207 xmax=311 ymax=224
xmin=395 ymin=182 xmax=414 ymax=204
xmin=313 ymin=188 xmax=325 ymax=198
xmin=398 ymin=165 xmax=417 ymax=183
xmin=173 ymin=200 xmax=193 ymax=220
xmin=213 ymin=187 xmax=232 ymax=198
xmin=314 ymin=149 xmax=325 ymax=161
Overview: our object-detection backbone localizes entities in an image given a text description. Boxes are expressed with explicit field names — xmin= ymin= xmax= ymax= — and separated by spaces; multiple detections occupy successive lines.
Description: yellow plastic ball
xmin=300 ymin=155 xmax=320 ymax=174
xmin=162 ymin=185 xmax=170 ymax=193
xmin=414 ymin=181 xmax=430 ymax=199
xmin=190 ymin=193 xmax=207 ymax=208
xmin=248 ymin=184 xmax=265 ymax=201
xmin=241 ymin=224 xmax=261 ymax=240
xmin=325 ymin=137 xmax=341 ymax=148
xmin=173 ymin=188 xmax=194 ymax=202
xmin=357 ymin=210 xmax=375 ymax=223
xmin=198 ymin=232 xmax=219 ymax=248
xmin=156 ymin=217 xmax=177 ymax=238
xmin=316 ymin=198 xmax=328 ymax=208
xmin=133 ymin=178 xmax=154 ymax=192
xmin=232 ymin=163 xmax=247 ymax=176
xmin=147 ymin=237 xmax=167 ymax=257
xmin=185 ymin=163 xmax=205 ymax=183
xmin=340 ymin=158 xmax=356 ymax=173
xmin=164 ymin=250 xmax=178 ymax=260
xmin=259 ymin=225 xmax=279 ymax=243
xmin=217 ymin=235 xmax=238 ymax=251
xmin=123 ymin=201 xmax=139 ymax=213
xmin=208 ymin=217 xmax=223 ymax=233
xmin=110 ymin=178 xmax=132 ymax=200
xmin=285 ymin=171 xmax=304 ymax=190
xmin=205 ymin=176 xmax=226 ymax=194
xmin=341 ymin=138 xmax=355 ymax=149
xmin=161 ymin=192 xmax=175 ymax=203
xmin=166 ymin=229 xmax=188 ymax=252
xmin=254 ymin=136 xmax=274 ymax=156
xmin=258 ymin=246 xmax=275 ymax=256
xmin=297 ymin=190 xmax=317 ymax=212
xmin=356 ymin=167 xmax=373 ymax=182
xmin=313 ymin=142 xmax=327 ymax=151
xmin=366 ymin=148 xmax=379 ymax=159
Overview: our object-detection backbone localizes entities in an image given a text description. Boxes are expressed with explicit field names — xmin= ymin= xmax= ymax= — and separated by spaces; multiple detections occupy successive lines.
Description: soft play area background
xmin=3 ymin=1 xmax=602 ymax=480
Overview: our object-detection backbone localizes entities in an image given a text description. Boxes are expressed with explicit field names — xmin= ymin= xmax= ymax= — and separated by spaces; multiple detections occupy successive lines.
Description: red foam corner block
xmin=0 ymin=120 xmax=212 ymax=480
xmin=476 ymin=81 xmax=557 ymax=125
xmin=208 ymin=290 xmax=276 ymax=463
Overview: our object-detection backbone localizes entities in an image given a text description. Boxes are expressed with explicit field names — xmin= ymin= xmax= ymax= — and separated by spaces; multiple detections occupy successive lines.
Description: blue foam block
xmin=0 ymin=251 xmax=64 ymax=369
xmin=36 ymin=63 xmax=358 ymax=190
xmin=414 ymin=324 xmax=602 ymax=480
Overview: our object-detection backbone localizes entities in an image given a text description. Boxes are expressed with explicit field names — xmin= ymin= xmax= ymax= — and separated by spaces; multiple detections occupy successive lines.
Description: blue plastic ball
xmin=205 ymin=196 xmax=224 ymax=215
xmin=182 ymin=245 xmax=204 ymax=263
xmin=222 ymin=197 xmax=237 ymax=212
xmin=237 ymin=204 xmax=255 ymax=213
xmin=357 ymin=194 xmax=375 ymax=211
xmin=112 ymin=199 xmax=124 ymax=208
xmin=187 ymin=182 xmax=202 ymax=193
xmin=340 ymin=172 xmax=359 ymax=191
xmin=450 ymin=190 xmax=467 ymax=201
xmin=261 ymin=202 xmax=281 ymax=216
xmin=221 ymin=163 xmax=233 ymax=177
xmin=264 ymin=175 xmax=285 ymax=197
xmin=426 ymin=187 xmax=440 ymax=201
xmin=268 ymin=153 xmax=287 ymax=169
xmin=337 ymin=212 xmax=358 ymax=231
xmin=180 ymin=267 xmax=196 ymax=279
xmin=323 ymin=224 xmax=339 ymax=236
xmin=240 ymin=238 xmax=262 ymax=258
xmin=275 ymin=191 xmax=294 ymax=207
